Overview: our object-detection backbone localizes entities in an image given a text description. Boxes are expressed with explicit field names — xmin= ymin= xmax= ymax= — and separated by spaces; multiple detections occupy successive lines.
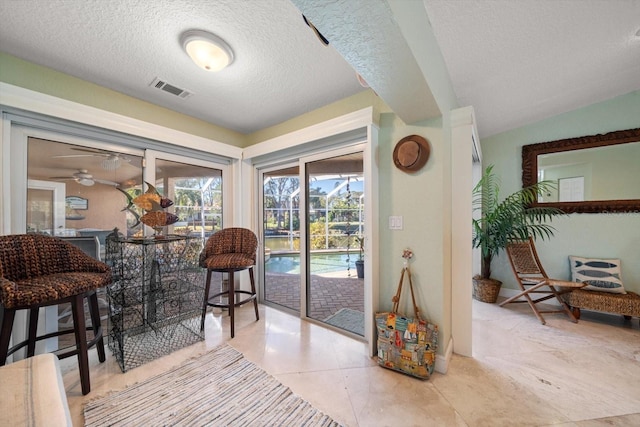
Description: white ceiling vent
xmin=150 ymin=77 xmax=193 ymax=99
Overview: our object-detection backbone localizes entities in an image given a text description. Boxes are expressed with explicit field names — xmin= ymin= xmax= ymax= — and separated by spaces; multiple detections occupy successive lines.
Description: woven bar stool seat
xmin=0 ymin=234 xmax=111 ymax=395
xmin=199 ymin=228 xmax=259 ymax=338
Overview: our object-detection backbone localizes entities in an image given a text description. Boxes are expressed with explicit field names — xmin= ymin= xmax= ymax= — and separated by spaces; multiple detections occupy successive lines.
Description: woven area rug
xmin=84 ymin=345 xmax=340 ymax=427
xmin=324 ymin=308 xmax=364 ymax=336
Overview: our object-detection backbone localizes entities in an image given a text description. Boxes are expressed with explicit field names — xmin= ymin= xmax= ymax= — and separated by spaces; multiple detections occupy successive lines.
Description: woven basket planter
xmin=472 ymin=276 xmax=502 ymax=303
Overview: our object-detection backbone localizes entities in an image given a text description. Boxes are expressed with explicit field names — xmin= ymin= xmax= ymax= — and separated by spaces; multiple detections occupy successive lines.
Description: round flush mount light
xmin=181 ymin=29 xmax=234 ymax=72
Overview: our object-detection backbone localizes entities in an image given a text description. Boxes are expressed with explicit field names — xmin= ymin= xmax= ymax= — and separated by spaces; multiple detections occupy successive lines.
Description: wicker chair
xmin=199 ymin=228 xmax=259 ymax=338
xmin=502 ymin=237 xmax=585 ymax=325
xmin=0 ymin=234 xmax=112 ymax=395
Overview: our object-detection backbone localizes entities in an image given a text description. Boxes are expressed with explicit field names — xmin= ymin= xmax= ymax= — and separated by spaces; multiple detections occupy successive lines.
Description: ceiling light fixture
xmin=181 ymin=29 xmax=234 ymax=72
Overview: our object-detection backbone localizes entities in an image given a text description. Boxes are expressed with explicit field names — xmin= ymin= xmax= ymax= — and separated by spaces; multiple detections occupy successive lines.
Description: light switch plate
xmin=389 ymin=215 xmax=403 ymax=230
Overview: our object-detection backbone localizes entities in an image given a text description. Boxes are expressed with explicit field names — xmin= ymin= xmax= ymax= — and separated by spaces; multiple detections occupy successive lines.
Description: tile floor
xmin=61 ymin=298 xmax=640 ymax=426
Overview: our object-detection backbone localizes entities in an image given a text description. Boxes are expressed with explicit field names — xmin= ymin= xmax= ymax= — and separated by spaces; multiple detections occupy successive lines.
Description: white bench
xmin=0 ymin=353 xmax=72 ymax=426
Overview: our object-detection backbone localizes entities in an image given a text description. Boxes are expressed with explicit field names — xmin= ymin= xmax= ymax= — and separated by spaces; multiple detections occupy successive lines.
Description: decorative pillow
xmin=569 ymin=256 xmax=626 ymax=294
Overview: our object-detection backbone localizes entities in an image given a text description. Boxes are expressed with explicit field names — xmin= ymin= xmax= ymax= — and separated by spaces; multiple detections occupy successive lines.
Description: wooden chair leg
xmin=0 ymin=308 xmax=15 ymax=365
xmin=572 ymin=307 xmax=581 ymax=319
xmin=249 ymin=267 xmax=259 ymax=321
xmin=72 ymin=294 xmax=91 ymax=395
xmin=499 ymin=282 xmax=548 ymax=324
xmin=228 ymin=271 xmax=235 ymax=338
xmin=27 ymin=307 xmax=39 ymax=357
xmin=201 ymin=270 xmax=212 ymax=331
xmin=549 ymin=287 xmax=579 ymax=323
xmin=87 ymin=291 xmax=106 ymax=363
xmin=522 ymin=292 xmax=547 ymax=325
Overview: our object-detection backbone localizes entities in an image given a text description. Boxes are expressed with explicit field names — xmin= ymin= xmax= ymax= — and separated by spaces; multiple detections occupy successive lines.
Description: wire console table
xmin=105 ymin=234 xmax=205 ymax=372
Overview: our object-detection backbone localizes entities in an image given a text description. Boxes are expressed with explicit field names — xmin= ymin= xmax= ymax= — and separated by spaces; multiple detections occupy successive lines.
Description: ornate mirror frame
xmin=522 ymin=127 xmax=640 ymax=213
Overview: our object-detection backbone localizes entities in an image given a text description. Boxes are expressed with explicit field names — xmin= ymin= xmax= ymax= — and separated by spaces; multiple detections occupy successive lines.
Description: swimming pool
xmin=266 ymin=252 xmax=358 ymax=275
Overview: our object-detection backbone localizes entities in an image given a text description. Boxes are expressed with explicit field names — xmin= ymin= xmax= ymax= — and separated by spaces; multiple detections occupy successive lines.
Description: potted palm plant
xmin=472 ymin=165 xmax=564 ymax=302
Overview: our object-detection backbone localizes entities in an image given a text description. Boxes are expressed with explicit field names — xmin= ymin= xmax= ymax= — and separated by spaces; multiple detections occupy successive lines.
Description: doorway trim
xmin=246 ymin=107 xmax=379 ymax=355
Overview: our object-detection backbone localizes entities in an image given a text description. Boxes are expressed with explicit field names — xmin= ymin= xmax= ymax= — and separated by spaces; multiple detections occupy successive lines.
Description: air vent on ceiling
xmin=150 ymin=77 xmax=193 ymax=99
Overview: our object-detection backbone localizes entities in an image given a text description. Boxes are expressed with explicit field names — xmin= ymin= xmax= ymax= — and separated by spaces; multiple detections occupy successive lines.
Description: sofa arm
xmin=0 ymin=353 xmax=72 ymax=426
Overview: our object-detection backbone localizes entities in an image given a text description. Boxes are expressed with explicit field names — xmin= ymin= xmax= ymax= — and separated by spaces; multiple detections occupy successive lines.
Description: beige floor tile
xmin=574 ymin=413 xmax=640 ymax=426
xmin=276 ymin=369 xmax=359 ymax=427
xmin=431 ymin=354 xmax=570 ymax=427
xmin=342 ymin=366 xmax=467 ymax=427
xmin=482 ymin=347 xmax=640 ymax=421
xmin=58 ymin=301 xmax=639 ymax=426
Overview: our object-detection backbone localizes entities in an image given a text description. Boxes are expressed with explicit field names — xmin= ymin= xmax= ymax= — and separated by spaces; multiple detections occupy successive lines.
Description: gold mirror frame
xmin=522 ymin=127 xmax=640 ymax=213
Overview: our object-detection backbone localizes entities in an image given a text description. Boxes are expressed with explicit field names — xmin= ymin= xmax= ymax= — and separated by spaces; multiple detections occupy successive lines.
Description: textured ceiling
xmin=0 ymin=0 xmax=365 ymax=134
xmin=1 ymin=1 xmax=639 ymax=139
xmin=424 ymin=0 xmax=640 ymax=137
xmin=292 ymin=0 xmax=441 ymax=124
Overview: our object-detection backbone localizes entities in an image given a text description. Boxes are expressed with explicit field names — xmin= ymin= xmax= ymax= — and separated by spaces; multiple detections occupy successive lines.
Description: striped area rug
xmin=84 ymin=345 xmax=340 ymax=426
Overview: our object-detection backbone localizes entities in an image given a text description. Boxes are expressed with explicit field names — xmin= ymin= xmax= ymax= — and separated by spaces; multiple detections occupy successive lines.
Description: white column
xmin=450 ymin=106 xmax=480 ymax=358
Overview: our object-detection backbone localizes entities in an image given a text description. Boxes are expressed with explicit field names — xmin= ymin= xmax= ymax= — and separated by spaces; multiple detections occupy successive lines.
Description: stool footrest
xmin=7 ymin=325 xmax=103 ymax=360
xmin=207 ymin=290 xmax=257 ymax=308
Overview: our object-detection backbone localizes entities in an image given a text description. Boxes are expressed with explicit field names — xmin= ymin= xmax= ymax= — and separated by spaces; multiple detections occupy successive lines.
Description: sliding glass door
xmin=262 ymin=165 xmax=301 ymax=314
xmin=26 ymin=137 xmax=143 ymax=244
xmin=259 ymin=149 xmax=365 ymax=337
xmin=305 ymin=152 xmax=364 ymax=336
xmin=153 ymin=158 xmax=223 ymax=239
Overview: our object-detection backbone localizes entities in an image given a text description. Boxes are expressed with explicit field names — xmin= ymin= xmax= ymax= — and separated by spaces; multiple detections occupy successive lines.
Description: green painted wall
xmin=378 ymin=113 xmax=447 ymax=341
xmin=481 ymin=91 xmax=640 ymax=294
xmin=244 ymin=90 xmax=384 ymax=145
xmin=0 ymin=52 xmax=246 ymax=147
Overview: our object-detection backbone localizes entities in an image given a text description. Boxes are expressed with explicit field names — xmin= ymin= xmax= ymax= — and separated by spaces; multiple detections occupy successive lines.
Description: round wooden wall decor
xmin=393 ymin=135 xmax=430 ymax=173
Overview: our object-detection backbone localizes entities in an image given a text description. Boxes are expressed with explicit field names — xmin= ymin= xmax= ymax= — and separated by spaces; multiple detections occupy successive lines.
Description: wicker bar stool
xmin=199 ymin=228 xmax=259 ymax=338
xmin=0 ymin=234 xmax=112 ymax=395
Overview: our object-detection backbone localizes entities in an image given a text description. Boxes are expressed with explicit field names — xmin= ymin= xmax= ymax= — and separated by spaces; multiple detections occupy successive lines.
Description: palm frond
xmin=472 ymin=165 xmax=566 ymax=278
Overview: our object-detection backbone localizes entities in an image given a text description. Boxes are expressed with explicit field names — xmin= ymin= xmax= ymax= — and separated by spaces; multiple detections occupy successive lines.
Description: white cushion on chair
xmin=569 ymin=256 xmax=626 ymax=294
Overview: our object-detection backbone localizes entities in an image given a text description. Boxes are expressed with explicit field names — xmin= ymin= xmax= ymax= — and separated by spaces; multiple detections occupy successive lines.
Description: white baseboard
xmin=435 ymin=336 xmax=453 ymax=374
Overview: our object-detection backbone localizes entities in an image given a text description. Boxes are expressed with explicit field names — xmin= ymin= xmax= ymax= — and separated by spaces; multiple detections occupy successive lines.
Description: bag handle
xmin=391 ymin=265 xmax=422 ymax=321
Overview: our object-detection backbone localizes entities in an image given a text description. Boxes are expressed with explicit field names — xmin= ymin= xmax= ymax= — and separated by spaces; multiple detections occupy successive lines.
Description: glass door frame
xmin=27 ymin=179 xmax=66 ymax=234
xmin=5 ymin=128 xmax=234 ymax=359
xmin=257 ymin=161 xmax=301 ymax=316
xmin=144 ymin=150 xmax=232 ymax=236
xmin=8 ymin=125 xmax=145 ymax=234
xmin=299 ymin=144 xmax=366 ymax=326
xmin=256 ymin=142 xmax=373 ymax=342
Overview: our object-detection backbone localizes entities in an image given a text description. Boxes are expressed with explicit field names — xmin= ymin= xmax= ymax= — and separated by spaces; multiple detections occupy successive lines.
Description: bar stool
xmin=199 ymin=228 xmax=259 ymax=338
xmin=0 ymin=234 xmax=111 ymax=395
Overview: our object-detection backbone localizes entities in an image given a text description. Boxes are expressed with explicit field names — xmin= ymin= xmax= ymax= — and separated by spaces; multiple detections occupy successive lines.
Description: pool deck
xmin=204 ymin=270 xmax=364 ymax=334
xmin=264 ymin=272 xmax=364 ymax=321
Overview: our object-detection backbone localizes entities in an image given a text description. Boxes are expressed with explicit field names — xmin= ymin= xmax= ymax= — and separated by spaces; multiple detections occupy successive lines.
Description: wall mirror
xmin=522 ymin=128 xmax=640 ymax=213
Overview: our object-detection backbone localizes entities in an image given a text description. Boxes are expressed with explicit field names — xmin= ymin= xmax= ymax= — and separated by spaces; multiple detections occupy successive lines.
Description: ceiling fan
xmin=53 ymin=148 xmax=131 ymax=170
xmin=50 ymin=169 xmax=119 ymax=187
